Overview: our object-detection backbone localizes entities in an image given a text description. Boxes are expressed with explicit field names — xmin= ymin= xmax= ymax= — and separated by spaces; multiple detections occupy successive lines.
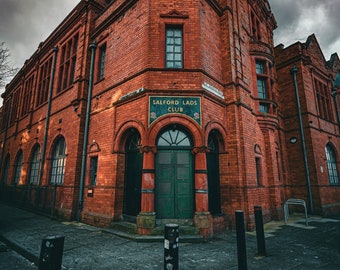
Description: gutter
xmin=290 ymin=65 xmax=314 ymax=214
xmin=77 ymin=42 xmax=97 ymax=221
xmin=38 ymin=47 xmax=58 ymax=187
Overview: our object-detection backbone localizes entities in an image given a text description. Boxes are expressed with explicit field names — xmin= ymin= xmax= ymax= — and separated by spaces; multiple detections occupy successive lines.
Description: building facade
xmin=0 ymin=0 xmax=339 ymax=237
xmin=275 ymin=35 xmax=340 ymax=216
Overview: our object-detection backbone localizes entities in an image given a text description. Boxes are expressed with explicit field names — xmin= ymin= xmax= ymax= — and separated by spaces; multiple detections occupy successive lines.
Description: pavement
xmin=0 ymin=203 xmax=340 ymax=270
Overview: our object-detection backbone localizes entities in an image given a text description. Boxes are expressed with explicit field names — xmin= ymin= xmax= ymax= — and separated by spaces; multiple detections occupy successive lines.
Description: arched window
xmin=29 ymin=144 xmax=41 ymax=184
xmin=157 ymin=128 xmax=191 ymax=147
xmin=13 ymin=150 xmax=23 ymax=184
xmin=325 ymin=144 xmax=339 ymax=185
xmin=50 ymin=137 xmax=66 ymax=184
xmin=2 ymin=154 xmax=10 ymax=184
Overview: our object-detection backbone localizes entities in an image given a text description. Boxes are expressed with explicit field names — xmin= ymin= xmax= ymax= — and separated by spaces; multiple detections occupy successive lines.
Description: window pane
xmin=166 ymin=27 xmax=183 ymax=69
xmin=90 ymin=157 xmax=98 ymax=185
xmin=157 ymin=129 xmax=191 ymax=147
xmin=325 ymin=145 xmax=339 ymax=184
xmin=29 ymin=145 xmax=41 ymax=184
xmin=50 ymin=138 xmax=66 ymax=184
xmin=256 ymin=62 xmax=265 ymax=74
xmin=260 ymin=103 xmax=269 ymax=113
xmin=257 ymin=79 xmax=267 ymax=99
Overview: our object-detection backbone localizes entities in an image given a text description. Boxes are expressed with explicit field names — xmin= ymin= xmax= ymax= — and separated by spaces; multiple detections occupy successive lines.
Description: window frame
xmin=50 ymin=137 xmax=67 ymax=185
xmin=255 ymin=60 xmax=271 ymax=113
xmin=13 ymin=150 xmax=23 ymax=185
xmin=250 ymin=9 xmax=261 ymax=41
xmin=37 ymin=57 xmax=52 ymax=107
xmin=165 ymin=25 xmax=183 ymax=69
xmin=21 ymin=75 xmax=34 ymax=117
xmin=57 ymin=34 xmax=78 ymax=92
xmin=89 ymin=156 xmax=98 ymax=186
xmin=325 ymin=144 xmax=339 ymax=185
xmin=314 ymin=78 xmax=333 ymax=122
xmin=29 ymin=145 xmax=41 ymax=185
xmin=98 ymin=43 xmax=107 ymax=81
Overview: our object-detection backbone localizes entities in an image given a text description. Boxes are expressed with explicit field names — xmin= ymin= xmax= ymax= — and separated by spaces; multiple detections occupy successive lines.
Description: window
xmin=37 ymin=58 xmax=52 ymax=106
xmin=13 ymin=150 xmax=23 ymax=184
xmin=10 ymin=89 xmax=20 ymax=125
xmin=157 ymin=129 xmax=191 ymax=147
xmin=165 ymin=26 xmax=183 ymax=68
xmin=325 ymin=144 xmax=339 ymax=185
xmin=58 ymin=34 xmax=78 ymax=92
xmin=2 ymin=155 xmax=10 ymax=184
xmin=1 ymin=99 xmax=10 ymax=131
xmin=21 ymin=75 xmax=34 ymax=117
xmin=250 ymin=10 xmax=261 ymax=41
xmin=29 ymin=145 xmax=41 ymax=184
xmin=256 ymin=61 xmax=269 ymax=113
xmin=90 ymin=156 xmax=98 ymax=186
xmin=50 ymin=137 xmax=67 ymax=184
xmin=315 ymin=79 xmax=333 ymax=122
xmin=98 ymin=44 xmax=106 ymax=80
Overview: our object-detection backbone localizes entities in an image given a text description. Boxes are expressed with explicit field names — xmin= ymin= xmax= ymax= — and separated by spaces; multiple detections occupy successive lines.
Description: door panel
xmin=156 ymin=150 xmax=193 ymax=219
xmin=156 ymin=151 xmax=175 ymax=218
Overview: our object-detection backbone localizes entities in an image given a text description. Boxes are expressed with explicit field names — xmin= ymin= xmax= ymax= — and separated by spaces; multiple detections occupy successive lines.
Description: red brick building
xmin=0 ymin=0 xmax=339 ymax=237
xmin=275 ymin=35 xmax=340 ymax=216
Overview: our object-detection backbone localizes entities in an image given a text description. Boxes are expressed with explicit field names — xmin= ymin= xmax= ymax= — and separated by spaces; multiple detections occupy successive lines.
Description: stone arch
xmin=204 ymin=121 xmax=228 ymax=152
xmin=112 ymin=120 xmax=146 ymax=153
xmin=148 ymin=115 xmax=203 ymax=148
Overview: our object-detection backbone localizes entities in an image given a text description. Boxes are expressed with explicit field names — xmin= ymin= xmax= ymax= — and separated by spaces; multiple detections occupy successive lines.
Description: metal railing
xmin=0 ymin=183 xmax=58 ymax=217
xmin=284 ymin=198 xmax=308 ymax=226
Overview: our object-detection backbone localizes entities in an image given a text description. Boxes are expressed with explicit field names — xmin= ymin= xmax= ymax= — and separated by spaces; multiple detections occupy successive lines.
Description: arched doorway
xmin=207 ymin=131 xmax=221 ymax=215
xmin=155 ymin=126 xmax=194 ymax=219
xmin=123 ymin=130 xmax=142 ymax=218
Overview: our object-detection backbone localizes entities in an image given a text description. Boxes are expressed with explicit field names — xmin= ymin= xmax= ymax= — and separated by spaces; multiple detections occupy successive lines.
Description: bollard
xmin=164 ymin=224 xmax=179 ymax=270
xmin=254 ymin=206 xmax=266 ymax=256
xmin=39 ymin=235 xmax=65 ymax=270
xmin=235 ymin=210 xmax=247 ymax=270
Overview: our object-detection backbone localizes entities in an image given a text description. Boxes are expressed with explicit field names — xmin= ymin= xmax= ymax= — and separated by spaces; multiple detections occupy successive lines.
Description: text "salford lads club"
xmin=152 ymin=99 xmax=198 ymax=106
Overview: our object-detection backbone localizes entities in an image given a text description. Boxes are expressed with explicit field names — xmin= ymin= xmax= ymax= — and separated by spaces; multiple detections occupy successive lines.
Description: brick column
xmin=192 ymin=146 xmax=213 ymax=237
xmin=137 ymin=146 xmax=156 ymax=235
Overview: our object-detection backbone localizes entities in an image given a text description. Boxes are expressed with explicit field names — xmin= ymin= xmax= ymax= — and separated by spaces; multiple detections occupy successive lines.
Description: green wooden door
xmin=156 ymin=150 xmax=193 ymax=219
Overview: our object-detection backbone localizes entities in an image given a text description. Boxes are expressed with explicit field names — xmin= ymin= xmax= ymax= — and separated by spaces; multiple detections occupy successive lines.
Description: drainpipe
xmin=331 ymin=69 xmax=340 ymax=127
xmin=77 ymin=42 xmax=97 ymax=222
xmin=38 ymin=47 xmax=58 ymax=187
xmin=0 ymin=93 xmax=13 ymax=175
xmin=290 ymin=65 xmax=314 ymax=214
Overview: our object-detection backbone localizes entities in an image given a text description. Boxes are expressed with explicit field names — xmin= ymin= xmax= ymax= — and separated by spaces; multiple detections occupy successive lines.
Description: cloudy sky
xmin=0 ymin=0 xmax=339 ymax=85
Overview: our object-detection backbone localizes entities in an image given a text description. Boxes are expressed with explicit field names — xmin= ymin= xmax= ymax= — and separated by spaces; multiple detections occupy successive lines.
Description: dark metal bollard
xmin=164 ymin=224 xmax=179 ymax=270
xmin=39 ymin=235 xmax=65 ymax=270
xmin=254 ymin=206 xmax=266 ymax=256
xmin=235 ymin=210 xmax=247 ymax=270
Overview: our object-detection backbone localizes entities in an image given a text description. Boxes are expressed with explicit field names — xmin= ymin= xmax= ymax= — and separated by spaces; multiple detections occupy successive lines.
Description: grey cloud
xmin=0 ymin=0 xmax=78 ymax=67
xmin=269 ymin=0 xmax=340 ymax=57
